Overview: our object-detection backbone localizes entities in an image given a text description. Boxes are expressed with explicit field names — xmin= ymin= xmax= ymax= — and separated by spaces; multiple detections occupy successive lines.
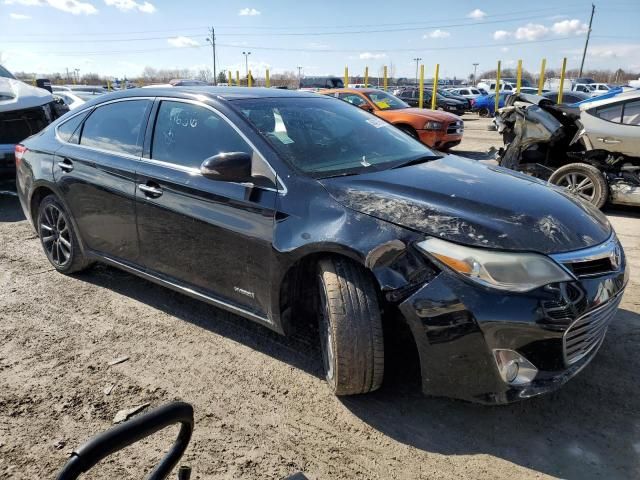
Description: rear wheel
xmin=549 ymin=163 xmax=609 ymax=208
xmin=317 ymin=257 xmax=384 ymax=395
xmin=478 ymin=107 xmax=490 ymax=117
xmin=37 ymin=195 xmax=91 ymax=273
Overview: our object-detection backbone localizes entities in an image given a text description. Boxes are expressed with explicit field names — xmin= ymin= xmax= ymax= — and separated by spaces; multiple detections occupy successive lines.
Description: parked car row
xmin=320 ymin=88 xmax=463 ymax=151
xmin=15 ymin=86 xmax=628 ymax=406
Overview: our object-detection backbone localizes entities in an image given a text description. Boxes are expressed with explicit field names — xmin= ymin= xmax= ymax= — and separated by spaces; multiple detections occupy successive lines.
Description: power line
xmin=30 ymin=35 xmax=589 ymax=57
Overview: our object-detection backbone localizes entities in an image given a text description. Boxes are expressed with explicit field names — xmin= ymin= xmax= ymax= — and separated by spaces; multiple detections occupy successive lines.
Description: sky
xmin=1 ymin=0 xmax=640 ymax=81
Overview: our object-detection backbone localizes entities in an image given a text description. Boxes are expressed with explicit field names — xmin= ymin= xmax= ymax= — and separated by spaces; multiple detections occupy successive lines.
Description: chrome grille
xmin=447 ymin=120 xmax=464 ymax=134
xmin=563 ymin=294 xmax=622 ymax=365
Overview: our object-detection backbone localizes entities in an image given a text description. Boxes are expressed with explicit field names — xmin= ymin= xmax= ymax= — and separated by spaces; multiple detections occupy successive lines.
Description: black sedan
xmin=16 ymin=87 xmax=627 ymax=404
xmin=395 ymin=87 xmax=467 ymax=115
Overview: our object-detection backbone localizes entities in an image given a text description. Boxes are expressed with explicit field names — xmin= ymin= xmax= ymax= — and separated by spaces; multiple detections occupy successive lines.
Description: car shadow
xmin=341 ymin=306 xmax=640 ymax=480
xmin=80 ymin=261 xmax=639 ymax=479
xmin=79 ymin=264 xmax=324 ymax=379
xmin=0 ymin=192 xmax=25 ymax=223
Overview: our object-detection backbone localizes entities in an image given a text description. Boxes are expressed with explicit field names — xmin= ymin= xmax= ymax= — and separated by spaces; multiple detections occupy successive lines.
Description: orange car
xmin=319 ymin=88 xmax=463 ymax=150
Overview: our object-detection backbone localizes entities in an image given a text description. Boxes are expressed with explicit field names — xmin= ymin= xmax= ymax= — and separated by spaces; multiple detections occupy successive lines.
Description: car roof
xmin=96 ymin=86 xmax=322 ymax=102
xmin=578 ymin=88 xmax=640 ymax=110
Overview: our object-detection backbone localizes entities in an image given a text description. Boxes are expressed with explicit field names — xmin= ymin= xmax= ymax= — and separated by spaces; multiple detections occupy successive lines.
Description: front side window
xmin=235 ymin=97 xmax=433 ymax=179
xmin=365 ymin=91 xmax=409 ymax=110
xmin=622 ymin=100 xmax=640 ymax=126
xmin=80 ymin=100 xmax=149 ymax=155
xmin=151 ymin=101 xmax=251 ymax=169
xmin=594 ymin=104 xmax=623 ymax=123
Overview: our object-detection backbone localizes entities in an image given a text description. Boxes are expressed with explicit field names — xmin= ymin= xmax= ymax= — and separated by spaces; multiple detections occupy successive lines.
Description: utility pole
xmin=297 ymin=65 xmax=303 ymax=81
xmin=578 ymin=3 xmax=595 ymax=78
xmin=206 ymin=27 xmax=217 ymax=85
xmin=74 ymin=68 xmax=80 ymax=85
xmin=413 ymin=57 xmax=422 ymax=86
xmin=243 ymin=51 xmax=251 ymax=83
xmin=472 ymin=63 xmax=479 ymax=86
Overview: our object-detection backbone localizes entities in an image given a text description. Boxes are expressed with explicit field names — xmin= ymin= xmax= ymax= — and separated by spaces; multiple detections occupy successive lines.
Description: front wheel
xmin=548 ymin=163 xmax=609 ymax=208
xmin=317 ymin=257 xmax=384 ymax=395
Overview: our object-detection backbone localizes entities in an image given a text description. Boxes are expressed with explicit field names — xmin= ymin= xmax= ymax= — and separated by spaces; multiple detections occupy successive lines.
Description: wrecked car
xmin=17 ymin=87 xmax=627 ymax=404
xmin=0 ymin=64 xmax=66 ymax=176
xmin=496 ymin=91 xmax=640 ymax=208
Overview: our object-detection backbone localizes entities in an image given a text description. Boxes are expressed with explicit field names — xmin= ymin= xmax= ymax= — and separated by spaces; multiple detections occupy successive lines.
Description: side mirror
xmin=359 ymin=103 xmax=374 ymax=113
xmin=200 ymin=152 xmax=252 ymax=182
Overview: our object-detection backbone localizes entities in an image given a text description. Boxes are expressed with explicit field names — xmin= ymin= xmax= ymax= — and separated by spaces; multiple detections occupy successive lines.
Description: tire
xmin=317 ymin=257 xmax=384 ymax=395
xmin=398 ymin=125 xmax=418 ymax=140
xmin=549 ymin=163 xmax=609 ymax=209
xmin=478 ymin=107 xmax=490 ymax=118
xmin=37 ymin=195 xmax=91 ymax=273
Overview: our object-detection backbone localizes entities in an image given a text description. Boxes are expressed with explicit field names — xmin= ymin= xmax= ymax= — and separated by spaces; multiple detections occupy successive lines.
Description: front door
xmin=135 ymin=99 xmax=278 ymax=317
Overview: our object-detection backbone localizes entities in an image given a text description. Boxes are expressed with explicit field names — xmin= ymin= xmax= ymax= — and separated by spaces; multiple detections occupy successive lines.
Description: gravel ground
xmin=1 ymin=116 xmax=639 ymax=479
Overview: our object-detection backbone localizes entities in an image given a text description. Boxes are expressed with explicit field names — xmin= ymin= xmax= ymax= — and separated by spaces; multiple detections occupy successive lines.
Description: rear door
xmin=583 ymin=100 xmax=640 ymax=155
xmin=53 ymin=98 xmax=152 ymax=262
xmin=134 ymin=98 xmax=278 ymax=317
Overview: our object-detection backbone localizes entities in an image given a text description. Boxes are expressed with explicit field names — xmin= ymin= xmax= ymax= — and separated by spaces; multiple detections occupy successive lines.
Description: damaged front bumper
xmin=397 ymin=257 xmax=627 ymax=404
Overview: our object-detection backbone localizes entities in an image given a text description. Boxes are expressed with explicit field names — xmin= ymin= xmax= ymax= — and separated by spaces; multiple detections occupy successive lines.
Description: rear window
xmin=80 ymin=100 xmax=149 ymax=155
xmin=57 ymin=110 xmax=91 ymax=144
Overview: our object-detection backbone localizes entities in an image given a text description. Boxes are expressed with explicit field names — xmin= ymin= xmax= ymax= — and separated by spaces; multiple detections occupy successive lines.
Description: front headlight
xmin=424 ymin=121 xmax=443 ymax=130
xmin=416 ymin=237 xmax=573 ymax=292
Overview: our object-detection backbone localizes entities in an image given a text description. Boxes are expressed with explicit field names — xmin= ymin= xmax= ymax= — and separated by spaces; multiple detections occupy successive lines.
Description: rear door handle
xmin=57 ymin=158 xmax=74 ymax=172
xmin=597 ymin=137 xmax=621 ymax=144
xmin=138 ymin=183 xmax=163 ymax=198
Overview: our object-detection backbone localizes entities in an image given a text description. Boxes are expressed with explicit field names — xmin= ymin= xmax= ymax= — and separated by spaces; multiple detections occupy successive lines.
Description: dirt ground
xmin=1 ymin=116 xmax=639 ymax=479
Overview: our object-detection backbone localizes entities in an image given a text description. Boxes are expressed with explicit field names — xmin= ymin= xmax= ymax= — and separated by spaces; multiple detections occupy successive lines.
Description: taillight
xmin=15 ymin=144 xmax=27 ymax=166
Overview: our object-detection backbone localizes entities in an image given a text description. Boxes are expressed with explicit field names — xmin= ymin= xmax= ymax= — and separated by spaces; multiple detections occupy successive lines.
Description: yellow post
xmin=32 ymin=77 xmax=36 ymax=86
xmin=266 ymin=69 xmax=270 ymax=88
xmin=383 ymin=65 xmax=388 ymax=92
xmin=107 ymin=79 xmax=111 ymax=91
xmin=248 ymin=70 xmax=252 ymax=87
xmin=516 ymin=59 xmax=522 ymax=94
xmin=344 ymin=66 xmax=348 ymax=88
xmin=431 ymin=63 xmax=440 ymax=110
xmin=537 ymin=58 xmax=546 ymax=95
xmin=236 ymin=70 xmax=240 ymax=86
xmin=558 ymin=57 xmax=567 ymax=104
xmin=418 ymin=64 xmax=425 ymax=109
xmin=364 ymin=66 xmax=369 ymax=87
xmin=228 ymin=70 xmax=232 ymax=86
xmin=495 ymin=60 xmax=501 ymax=115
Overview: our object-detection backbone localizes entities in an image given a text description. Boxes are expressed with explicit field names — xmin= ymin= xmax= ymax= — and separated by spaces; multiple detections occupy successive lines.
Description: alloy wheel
xmin=318 ymin=284 xmax=335 ymax=384
xmin=556 ymin=172 xmax=596 ymax=202
xmin=40 ymin=204 xmax=72 ymax=267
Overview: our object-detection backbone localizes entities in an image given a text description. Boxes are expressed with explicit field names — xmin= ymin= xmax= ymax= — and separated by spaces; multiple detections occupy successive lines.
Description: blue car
xmin=472 ymin=92 xmax=511 ymax=117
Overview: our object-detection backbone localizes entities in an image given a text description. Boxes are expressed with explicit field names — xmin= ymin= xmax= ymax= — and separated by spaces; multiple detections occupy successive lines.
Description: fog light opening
xmin=493 ymin=349 xmax=538 ymax=386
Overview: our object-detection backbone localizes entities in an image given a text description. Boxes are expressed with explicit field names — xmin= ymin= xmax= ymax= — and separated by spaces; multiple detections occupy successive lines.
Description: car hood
xmin=320 ymin=155 xmax=611 ymax=254
xmin=391 ymin=108 xmax=460 ymax=122
xmin=0 ymin=77 xmax=52 ymax=113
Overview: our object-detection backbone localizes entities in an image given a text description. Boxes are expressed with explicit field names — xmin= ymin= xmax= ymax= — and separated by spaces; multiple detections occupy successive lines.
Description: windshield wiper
xmin=391 ymin=154 xmax=441 ymax=169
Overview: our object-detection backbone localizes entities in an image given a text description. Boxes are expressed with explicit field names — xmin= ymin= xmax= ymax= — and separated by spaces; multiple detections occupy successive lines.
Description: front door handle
xmin=597 ymin=137 xmax=622 ymax=144
xmin=57 ymin=159 xmax=74 ymax=172
xmin=138 ymin=183 xmax=163 ymax=198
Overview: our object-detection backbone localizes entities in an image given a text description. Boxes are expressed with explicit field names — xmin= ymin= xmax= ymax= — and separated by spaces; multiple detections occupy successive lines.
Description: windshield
xmin=0 ymin=65 xmax=16 ymax=79
xmin=234 ymin=97 xmax=433 ymax=178
xmin=364 ymin=91 xmax=409 ymax=110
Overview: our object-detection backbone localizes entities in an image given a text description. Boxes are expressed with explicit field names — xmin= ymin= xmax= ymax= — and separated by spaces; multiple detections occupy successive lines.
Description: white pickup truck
xmin=0 ymin=65 xmax=63 ymax=175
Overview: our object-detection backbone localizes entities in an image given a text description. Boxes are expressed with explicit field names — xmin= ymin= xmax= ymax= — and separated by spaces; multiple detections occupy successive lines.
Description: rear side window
xmin=594 ymin=103 xmax=623 ymax=123
xmin=57 ymin=110 xmax=90 ymax=144
xmin=622 ymin=100 xmax=640 ymax=126
xmin=151 ymin=101 xmax=251 ymax=169
xmin=80 ymin=100 xmax=149 ymax=155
